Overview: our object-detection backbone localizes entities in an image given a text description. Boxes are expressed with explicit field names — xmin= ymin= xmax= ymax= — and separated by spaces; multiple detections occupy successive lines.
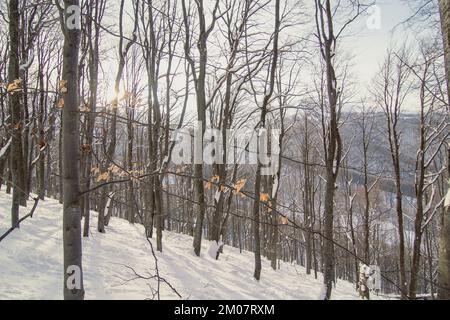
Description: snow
xmin=207 ymin=239 xmax=224 ymax=260
xmin=0 ymin=138 xmax=12 ymax=160
xmin=214 ymin=190 xmax=221 ymax=203
xmin=19 ymin=51 xmax=34 ymax=72
xmin=271 ymin=175 xmax=278 ymax=198
xmin=0 ymin=189 xmax=364 ymax=300
xmin=445 ymin=187 xmax=450 ymax=208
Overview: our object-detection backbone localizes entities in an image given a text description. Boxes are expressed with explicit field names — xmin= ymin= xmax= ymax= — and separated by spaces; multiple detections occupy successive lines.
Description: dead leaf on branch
xmin=12 ymin=122 xmax=22 ymax=130
xmin=80 ymin=144 xmax=92 ymax=153
xmin=267 ymin=200 xmax=273 ymax=213
xmin=38 ymin=139 xmax=46 ymax=149
xmin=79 ymin=104 xmax=90 ymax=112
xmin=233 ymin=179 xmax=247 ymax=195
xmin=96 ymin=171 xmax=110 ymax=183
xmin=7 ymin=79 xmax=22 ymax=94
xmin=108 ymin=164 xmax=121 ymax=175
xmin=260 ymin=193 xmax=270 ymax=202
xmin=206 ymin=175 xmax=220 ymax=190
xmin=58 ymin=80 xmax=68 ymax=93
xmin=57 ymin=98 xmax=65 ymax=109
xmin=280 ymin=216 xmax=289 ymax=225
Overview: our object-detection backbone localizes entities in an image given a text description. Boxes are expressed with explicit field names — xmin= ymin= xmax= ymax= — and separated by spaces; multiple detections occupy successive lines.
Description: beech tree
xmin=58 ymin=0 xmax=84 ymax=300
xmin=181 ymin=0 xmax=220 ymax=256
xmin=7 ymin=0 xmax=26 ymax=230
xmin=0 ymin=0 xmax=448 ymax=301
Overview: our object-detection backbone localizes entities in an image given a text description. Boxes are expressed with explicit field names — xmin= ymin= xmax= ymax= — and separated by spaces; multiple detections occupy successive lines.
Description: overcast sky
xmin=348 ymin=0 xmax=416 ymax=90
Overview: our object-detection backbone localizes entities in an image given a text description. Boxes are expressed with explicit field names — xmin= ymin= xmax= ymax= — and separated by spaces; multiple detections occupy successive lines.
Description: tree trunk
xmin=438 ymin=0 xmax=450 ymax=300
xmin=438 ymin=147 xmax=450 ymax=299
xmin=440 ymin=0 xmax=450 ymax=113
xmin=8 ymin=0 xmax=26 ymax=229
xmin=252 ymin=165 xmax=262 ymax=280
xmin=82 ymin=0 xmax=102 ymax=237
xmin=61 ymin=0 xmax=84 ymax=300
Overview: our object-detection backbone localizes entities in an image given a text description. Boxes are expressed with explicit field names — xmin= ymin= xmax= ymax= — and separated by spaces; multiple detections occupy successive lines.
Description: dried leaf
xmin=80 ymin=144 xmax=92 ymax=153
xmin=79 ymin=104 xmax=90 ymax=112
xmin=108 ymin=164 xmax=121 ymax=174
xmin=233 ymin=179 xmax=247 ymax=195
xmin=57 ymin=98 xmax=65 ymax=109
xmin=13 ymin=122 xmax=22 ymax=130
xmin=260 ymin=193 xmax=270 ymax=202
xmin=59 ymin=80 xmax=68 ymax=93
xmin=96 ymin=171 xmax=109 ymax=182
xmin=7 ymin=79 xmax=22 ymax=94
xmin=38 ymin=139 xmax=46 ymax=149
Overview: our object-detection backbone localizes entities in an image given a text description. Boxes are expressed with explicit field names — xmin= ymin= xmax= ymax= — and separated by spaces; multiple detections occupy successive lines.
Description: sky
xmin=346 ymin=0 xmax=417 ymax=92
xmin=334 ymin=0 xmax=439 ymax=111
xmin=102 ymin=0 xmax=434 ymax=114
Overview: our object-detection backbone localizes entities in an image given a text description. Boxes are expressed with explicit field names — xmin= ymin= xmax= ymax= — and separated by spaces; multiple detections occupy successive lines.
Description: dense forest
xmin=0 ymin=0 xmax=449 ymax=300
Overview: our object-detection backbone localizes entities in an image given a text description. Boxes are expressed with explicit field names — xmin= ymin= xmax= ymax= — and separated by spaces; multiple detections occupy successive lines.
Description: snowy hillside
xmin=0 ymin=190 xmax=363 ymax=300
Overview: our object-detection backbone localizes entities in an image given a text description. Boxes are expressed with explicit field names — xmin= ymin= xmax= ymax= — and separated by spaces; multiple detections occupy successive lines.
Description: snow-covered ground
xmin=0 ymin=190 xmax=363 ymax=300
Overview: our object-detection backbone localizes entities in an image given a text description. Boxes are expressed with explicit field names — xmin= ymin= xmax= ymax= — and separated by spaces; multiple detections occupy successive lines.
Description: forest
xmin=0 ymin=0 xmax=449 ymax=301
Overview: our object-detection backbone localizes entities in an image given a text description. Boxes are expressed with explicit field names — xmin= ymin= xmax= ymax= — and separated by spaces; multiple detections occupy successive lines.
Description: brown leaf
xmin=233 ymin=179 xmax=247 ymax=195
xmin=7 ymin=79 xmax=22 ymax=94
xmin=57 ymin=98 xmax=65 ymax=109
xmin=260 ymin=193 xmax=270 ymax=202
xmin=280 ymin=216 xmax=289 ymax=225
xmin=59 ymin=80 xmax=68 ymax=93
xmin=96 ymin=171 xmax=109 ymax=183
xmin=38 ymin=139 xmax=46 ymax=149
xmin=79 ymin=104 xmax=91 ymax=113
xmin=80 ymin=144 xmax=92 ymax=153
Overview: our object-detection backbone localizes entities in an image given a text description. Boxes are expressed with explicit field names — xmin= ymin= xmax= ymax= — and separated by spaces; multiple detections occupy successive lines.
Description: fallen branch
xmin=0 ymin=197 xmax=40 ymax=243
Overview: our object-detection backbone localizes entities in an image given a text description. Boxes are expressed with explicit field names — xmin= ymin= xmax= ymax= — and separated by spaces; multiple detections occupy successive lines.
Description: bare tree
xmin=7 ymin=0 xmax=26 ymax=229
xmin=97 ymin=0 xmax=139 ymax=233
xmin=438 ymin=0 xmax=450 ymax=301
xmin=374 ymin=47 xmax=412 ymax=299
xmin=58 ymin=0 xmax=85 ymax=300
xmin=81 ymin=0 xmax=106 ymax=237
xmin=314 ymin=0 xmax=343 ymax=299
xmin=181 ymin=0 xmax=220 ymax=256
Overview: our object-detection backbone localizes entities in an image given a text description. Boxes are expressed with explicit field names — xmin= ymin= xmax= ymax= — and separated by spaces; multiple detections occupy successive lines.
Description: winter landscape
xmin=0 ymin=0 xmax=449 ymax=302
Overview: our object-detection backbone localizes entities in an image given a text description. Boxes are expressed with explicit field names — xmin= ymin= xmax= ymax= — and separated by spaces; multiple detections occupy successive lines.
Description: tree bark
xmin=8 ymin=0 xmax=26 ymax=229
xmin=315 ymin=0 xmax=343 ymax=300
xmin=61 ymin=0 xmax=84 ymax=300
xmin=438 ymin=0 xmax=450 ymax=300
